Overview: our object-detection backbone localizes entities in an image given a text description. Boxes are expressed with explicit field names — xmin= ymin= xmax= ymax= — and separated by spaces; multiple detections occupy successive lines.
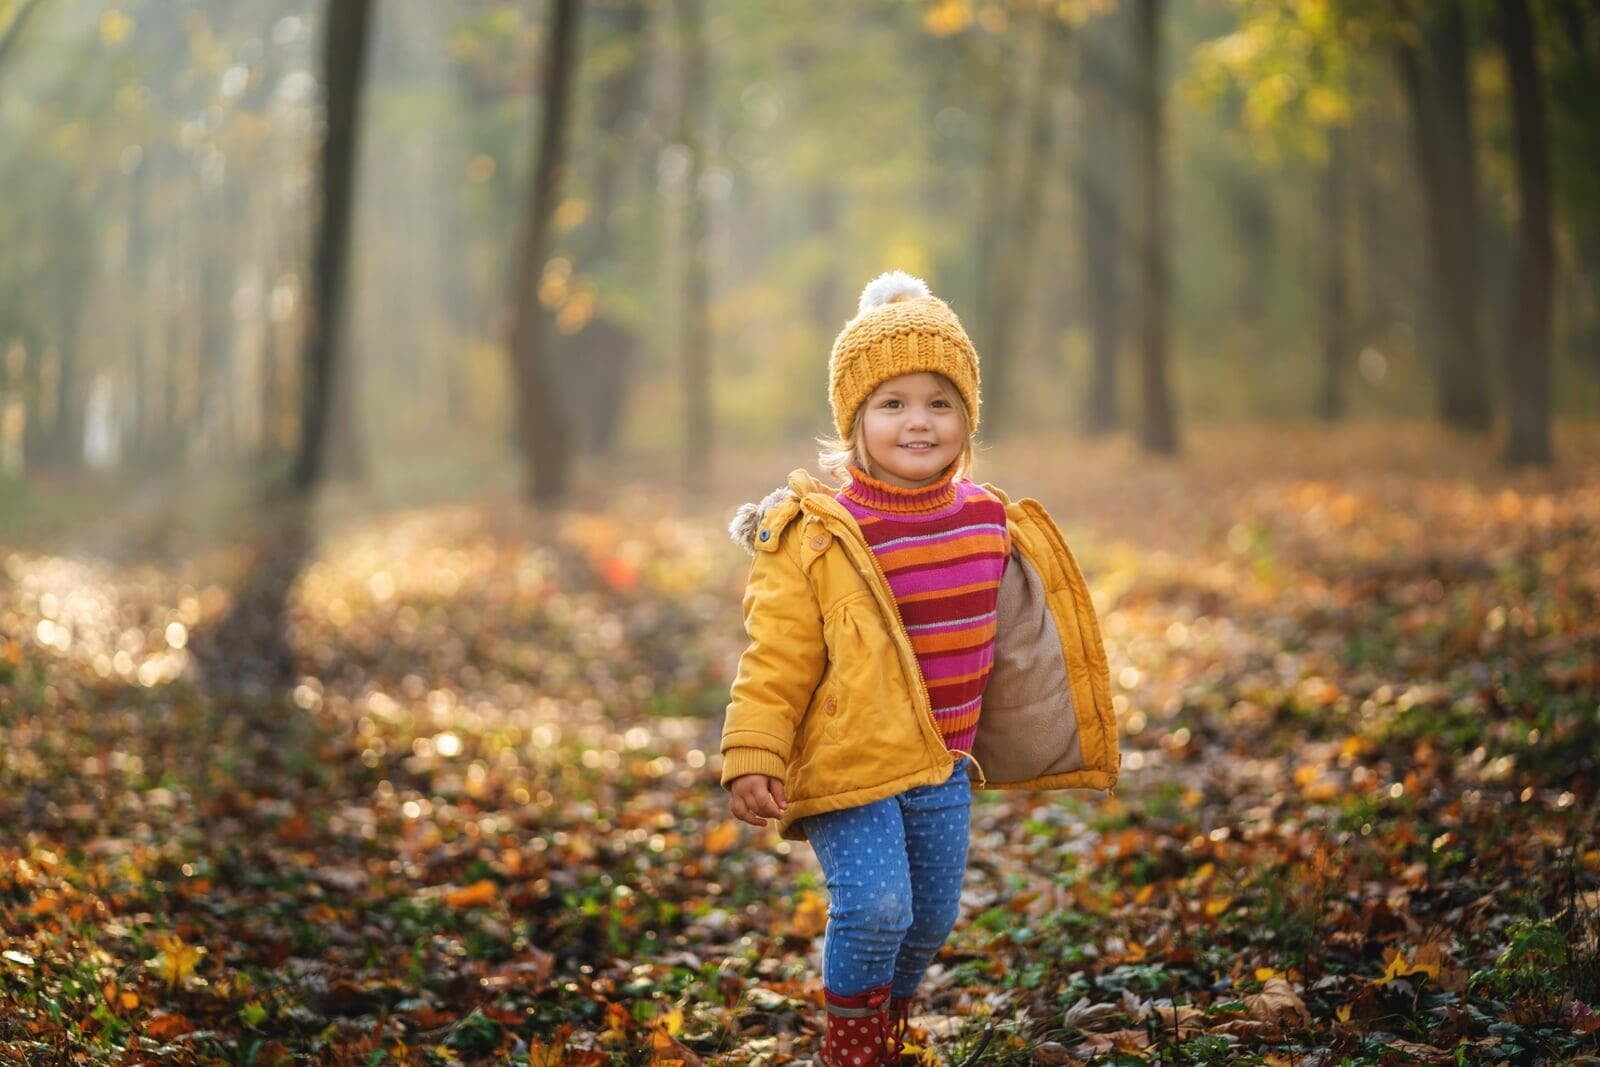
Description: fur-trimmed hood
xmin=727 ymin=484 xmax=797 ymax=554
xmin=727 ymin=470 xmax=837 ymax=555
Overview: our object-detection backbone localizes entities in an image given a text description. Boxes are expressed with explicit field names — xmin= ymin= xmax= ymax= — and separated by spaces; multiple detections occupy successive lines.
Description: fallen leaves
xmin=146 ymin=933 xmax=204 ymax=989
xmin=443 ymin=878 xmax=498 ymax=910
xmin=1244 ymin=978 xmax=1311 ymax=1032
xmin=4 ymin=428 xmax=1600 ymax=1061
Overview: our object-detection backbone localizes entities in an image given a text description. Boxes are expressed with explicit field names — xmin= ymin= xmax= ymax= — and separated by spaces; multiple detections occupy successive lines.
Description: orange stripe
xmin=921 ymin=663 xmax=995 ymax=688
xmin=877 ymin=534 xmax=1007 ymax=570
xmin=908 ymin=620 xmax=997 ymax=654
xmin=896 ymin=578 xmax=1001 ymax=604
xmin=934 ymin=705 xmax=983 ymax=734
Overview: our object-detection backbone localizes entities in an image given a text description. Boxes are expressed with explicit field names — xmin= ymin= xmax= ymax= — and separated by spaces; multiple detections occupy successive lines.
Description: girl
xmin=721 ymin=271 xmax=1119 ymax=1066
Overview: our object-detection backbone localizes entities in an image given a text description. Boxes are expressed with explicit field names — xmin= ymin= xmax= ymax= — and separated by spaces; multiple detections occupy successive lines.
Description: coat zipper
xmin=808 ymin=498 xmax=947 ymax=764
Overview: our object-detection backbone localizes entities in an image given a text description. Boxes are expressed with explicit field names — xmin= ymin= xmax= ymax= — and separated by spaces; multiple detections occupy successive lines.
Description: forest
xmin=2 ymin=0 xmax=1598 ymax=1063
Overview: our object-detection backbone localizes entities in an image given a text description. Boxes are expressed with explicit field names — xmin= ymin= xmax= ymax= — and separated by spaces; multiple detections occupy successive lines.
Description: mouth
xmin=900 ymin=442 xmax=937 ymax=451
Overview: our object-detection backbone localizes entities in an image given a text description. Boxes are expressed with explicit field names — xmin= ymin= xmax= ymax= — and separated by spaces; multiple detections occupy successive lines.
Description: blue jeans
xmin=800 ymin=756 xmax=973 ymax=998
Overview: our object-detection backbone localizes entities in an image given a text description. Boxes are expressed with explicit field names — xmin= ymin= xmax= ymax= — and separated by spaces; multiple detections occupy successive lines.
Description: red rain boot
xmin=886 ymin=994 xmax=913 ymax=1059
xmin=820 ymin=983 xmax=892 ymax=1066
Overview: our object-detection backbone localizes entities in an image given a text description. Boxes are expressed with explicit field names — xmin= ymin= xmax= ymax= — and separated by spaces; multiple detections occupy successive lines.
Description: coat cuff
xmin=720 ymin=747 xmax=788 ymax=788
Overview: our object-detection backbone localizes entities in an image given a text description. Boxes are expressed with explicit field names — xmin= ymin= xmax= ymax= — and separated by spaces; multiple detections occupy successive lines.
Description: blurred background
xmin=2 ymin=0 xmax=1596 ymax=529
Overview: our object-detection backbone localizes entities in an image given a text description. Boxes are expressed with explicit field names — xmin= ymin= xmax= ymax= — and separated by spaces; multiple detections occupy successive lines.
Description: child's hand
xmin=728 ymin=774 xmax=787 ymax=827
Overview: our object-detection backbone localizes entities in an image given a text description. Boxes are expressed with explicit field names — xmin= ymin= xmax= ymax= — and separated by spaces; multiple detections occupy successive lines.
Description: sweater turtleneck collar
xmin=840 ymin=461 xmax=959 ymax=515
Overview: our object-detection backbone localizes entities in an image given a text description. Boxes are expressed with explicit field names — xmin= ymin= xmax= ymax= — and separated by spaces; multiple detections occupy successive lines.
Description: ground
xmin=2 ymin=423 xmax=1598 ymax=1065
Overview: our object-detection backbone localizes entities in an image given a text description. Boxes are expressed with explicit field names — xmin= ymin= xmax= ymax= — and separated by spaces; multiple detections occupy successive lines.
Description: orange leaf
xmin=704 ymin=821 xmax=740 ymax=855
xmin=649 ymin=1027 xmax=704 ymax=1066
xmin=143 ymin=1012 xmax=195 ymax=1040
xmin=444 ymin=879 xmax=498 ymax=910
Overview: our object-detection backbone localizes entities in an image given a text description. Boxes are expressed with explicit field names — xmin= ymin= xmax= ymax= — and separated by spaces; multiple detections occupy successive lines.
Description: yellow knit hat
xmin=828 ymin=270 xmax=981 ymax=439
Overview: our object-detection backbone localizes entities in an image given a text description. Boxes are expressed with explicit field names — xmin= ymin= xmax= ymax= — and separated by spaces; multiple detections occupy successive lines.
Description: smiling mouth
xmin=901 ymin=443 xmax=936 ymax=450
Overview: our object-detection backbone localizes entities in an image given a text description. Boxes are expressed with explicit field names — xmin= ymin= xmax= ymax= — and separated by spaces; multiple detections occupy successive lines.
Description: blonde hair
xmin=815 ymin=372 xmax=976 ymax=486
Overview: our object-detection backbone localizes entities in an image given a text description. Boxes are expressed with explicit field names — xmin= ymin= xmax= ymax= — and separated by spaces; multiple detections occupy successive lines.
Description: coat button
xmin=809 ymin=536 xmax=825 ymax=549
xmin=759 ymin=529 xmax=770 ymax=541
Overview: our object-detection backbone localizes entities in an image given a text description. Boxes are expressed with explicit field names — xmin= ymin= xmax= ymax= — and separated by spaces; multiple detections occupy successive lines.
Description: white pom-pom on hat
xmin=857 ymin=270 xmax=931 ymax=315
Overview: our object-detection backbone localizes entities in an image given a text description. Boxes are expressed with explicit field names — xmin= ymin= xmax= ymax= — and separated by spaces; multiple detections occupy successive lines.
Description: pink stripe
xmin=886 ymin=558 xmax=1002 ymax=595
xmin=918 ymin=646 xmax=995 ymax=681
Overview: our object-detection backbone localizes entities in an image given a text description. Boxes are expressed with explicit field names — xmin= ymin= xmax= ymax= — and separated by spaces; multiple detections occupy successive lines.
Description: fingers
xmin=753 ymin=782 xmax=784 ymax=818
xmin=729 ymin=790 xmax=767 ymax=828
xmin=729 ymin=776 xmax=789 ymax=828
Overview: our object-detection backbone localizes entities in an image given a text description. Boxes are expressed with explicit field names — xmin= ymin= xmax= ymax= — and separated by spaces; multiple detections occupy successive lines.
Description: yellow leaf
xmin=1134 ymin=884 xmax=1156 ymax=904
xmin=787 ymin=888 xmax=828 ymax=939
xmin=100 ymin=9 xmax=134 ymax=45
xmin=653 ymin=1006 xmax=684 ymax=1037
xmin=1254 ymin=967 xmax=1281 ymax=982
xmin=922 ymin=0 xmax=972 ymax=36
xmin=1204 ymin=895 xmax=1233 ymax=918
xmin=1336 ymin=1004 xmax=1352 ymax=1022
xmin=444 ymin=880 xmax=498 ymax=910
xmin=601 ymin=1000 xmax=633 ymax=1043
xmin=148 ymin=933 xmax=204 ymax=988
xmin=704 ymin=820 xmax=740 ymax=855
xmin=1376 ymin=944 xmax=1442 ymax=984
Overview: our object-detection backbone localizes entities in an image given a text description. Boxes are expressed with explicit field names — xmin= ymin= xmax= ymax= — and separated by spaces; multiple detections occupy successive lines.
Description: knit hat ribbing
xmin=827 ymin=270 xmax=981 ymax=439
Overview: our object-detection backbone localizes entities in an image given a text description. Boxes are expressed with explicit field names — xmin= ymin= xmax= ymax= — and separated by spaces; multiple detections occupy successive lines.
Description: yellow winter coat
xmin=721 ymin=469 xmax=1120 ymax=841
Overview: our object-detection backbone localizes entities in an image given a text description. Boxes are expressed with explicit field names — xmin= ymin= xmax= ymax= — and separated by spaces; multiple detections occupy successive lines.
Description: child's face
xmin=859 ymin=372 xmax=965 ymax=489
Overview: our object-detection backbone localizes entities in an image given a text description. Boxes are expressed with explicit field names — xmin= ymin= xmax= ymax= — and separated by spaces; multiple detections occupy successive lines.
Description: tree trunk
xmin=1318 ymin=125 xmax=1351 ymax=420
xmin=505 ymin=0 xmax=580 ymax=503
xmin=562 ymin=0 xmax=647 ymax=457
xmin=0 ymin=0 xmax=48 ymax=78
xmin=1395 ymin=6 xmax=1493 ymax=432
xmin=291 ymin=0 xmax=374 ymax=494
xmin=126 ymin=145 xmax=154 ymax=466
xmin=1498 ymin=0 xmax=1554 ymax=465
xmin=1079 ymin=6 xmax=1123 ymax=435
xmin=974 ymin=38 xmax=1020 ymax=426
xmin=985 ymin=16 xmax=1060 ymax=439
xmin=1133 ymin=0 xmax=1178 ymax=454
xmin=677 ymin=0 xmax=711 ymax=489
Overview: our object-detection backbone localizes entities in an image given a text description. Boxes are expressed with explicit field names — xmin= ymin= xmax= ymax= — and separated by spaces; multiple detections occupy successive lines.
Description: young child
xmin=722 ymin=270 xmax=1119 ymax=1066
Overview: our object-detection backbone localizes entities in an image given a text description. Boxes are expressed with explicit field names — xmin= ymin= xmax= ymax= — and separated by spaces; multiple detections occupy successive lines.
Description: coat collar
xmin=729 ymin=468 xmax=1018 ymax=556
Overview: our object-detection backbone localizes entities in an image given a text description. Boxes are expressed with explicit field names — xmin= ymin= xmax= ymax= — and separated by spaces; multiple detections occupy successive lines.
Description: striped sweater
xmin=836 ymin=462 xmax=1011 ymax=752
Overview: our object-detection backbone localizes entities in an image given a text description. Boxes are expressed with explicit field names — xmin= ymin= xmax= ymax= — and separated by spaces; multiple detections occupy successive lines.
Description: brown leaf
xmin=276 ymin=812 xmax=313 ymax=843
xmin=1246 ymin=978 xmax=1310 ymax=1030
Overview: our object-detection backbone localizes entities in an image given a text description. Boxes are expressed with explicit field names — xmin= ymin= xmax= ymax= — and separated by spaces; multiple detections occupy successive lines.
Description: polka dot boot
xmin=820 ymin=982 xmax=892 ymax=1067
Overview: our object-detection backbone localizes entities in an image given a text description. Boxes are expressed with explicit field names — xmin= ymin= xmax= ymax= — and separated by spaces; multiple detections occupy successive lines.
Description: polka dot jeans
xmin=800 ymin=756 xmax=972 ymax=998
